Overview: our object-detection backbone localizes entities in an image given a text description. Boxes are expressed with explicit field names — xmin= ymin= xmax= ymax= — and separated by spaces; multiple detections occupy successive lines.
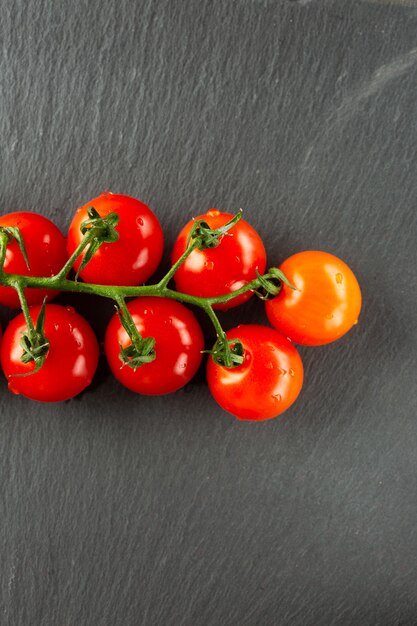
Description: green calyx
xmin=18 ymin=298 xmax=50 ymax=375
xmin=0 ymin=226 xmax=30 ymax=270
xmin=254 ymin=267 xmax=297 ymax=300
xmin=118 ymin=337 xmax=156 ymax=370
xmin=76 ymin=207 xmax=120 ymax=278
xmin=186 ymin=210 xmax=242 ymax=250
xmin=205 ymin=337 xmax=245 ymax=368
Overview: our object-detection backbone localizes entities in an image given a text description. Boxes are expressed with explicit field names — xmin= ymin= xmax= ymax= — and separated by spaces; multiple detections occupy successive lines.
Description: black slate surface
xmin=1 ymin=1 xmax=417 ymax=625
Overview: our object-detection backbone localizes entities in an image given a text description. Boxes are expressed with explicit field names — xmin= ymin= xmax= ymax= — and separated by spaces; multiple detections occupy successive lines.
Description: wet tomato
xmin=67 ymin=192 xmax=164 ymax=286
xmin=0 ymin=304 xmax=99 ymax=402
xmin=0 ymin=212 xmax=67 ymax=308
xmin=171 ymin=209 xmax=266 ymax=310
xmin=206 ymin=324 xmax=303 ymax=421
xmin=266 ymin=251 xmax=362 ymax=345
xmin=105 ymin=297 xmax=204 ymax=395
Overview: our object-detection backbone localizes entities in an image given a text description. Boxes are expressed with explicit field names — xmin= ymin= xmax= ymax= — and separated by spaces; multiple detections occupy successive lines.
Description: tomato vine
xmin=0 ymin=194 xmax=362 ymax=419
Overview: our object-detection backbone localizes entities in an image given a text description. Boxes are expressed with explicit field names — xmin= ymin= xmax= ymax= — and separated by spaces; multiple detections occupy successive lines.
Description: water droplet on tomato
xmin=265 ymin=361 xmax=274 ymax=369
xmin=335 ymin=273 xmax=343 ymax=284
xmin=204 ymin=261 xmax=214 ymax=270
xmin=235 ymin=256 xmax=241 ymax=263
xmin=289 ymin=368 xmax=295 ymax=377
xmin=325 ymin=313 xmax=334 ymax=320
xmin=272 ymin=393 xmax=281 ymax=402
xmin=136 ymin=216 xmax=144 ymax=227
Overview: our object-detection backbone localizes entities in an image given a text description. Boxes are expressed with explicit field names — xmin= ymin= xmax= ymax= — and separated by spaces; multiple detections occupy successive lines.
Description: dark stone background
xmin=0 ymin=1 xmax=416 ymax=624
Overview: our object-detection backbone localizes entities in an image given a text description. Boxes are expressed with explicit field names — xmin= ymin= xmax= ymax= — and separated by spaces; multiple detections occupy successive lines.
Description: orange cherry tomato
xmin=265 ymin=251 xmax=362 ymax=346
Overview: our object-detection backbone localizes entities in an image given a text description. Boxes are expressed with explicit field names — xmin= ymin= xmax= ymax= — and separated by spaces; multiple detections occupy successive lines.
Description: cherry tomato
xmin=265 ymin=251 xmax=362 ymax=346
xmin=171 ymin=209 xmax=267 ymax=310
xmin=1 ymin=304 xmax=99 ymax=402
xmin=105 ymin=297 xmax=204 ymax=395
xmin=0 ymin=212 xmax=67 ymax=309
xmin=206 ymin=324 xmax=303 ymax=421
xmin=67 ymin=192 xmax=164 ymax=286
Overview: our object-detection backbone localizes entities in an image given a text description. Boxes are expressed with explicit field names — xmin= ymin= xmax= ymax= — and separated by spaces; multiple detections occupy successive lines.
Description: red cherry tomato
xmin=171 ymin=210 xmax=267 ymax=310
xmin=67 ymin=192 xmax=164 ymax=286
xmin=0 ymin=304 xmax=99 ymax=402
xmin=206 ymin=324 xmax=303 ymax=421
xmin=105 ymin=297 xmax=204 ymax=395
xmin=0 ymin=212 xmax=67 ymax=309
xmin=266 ymin=251 xmax=362 ymax=346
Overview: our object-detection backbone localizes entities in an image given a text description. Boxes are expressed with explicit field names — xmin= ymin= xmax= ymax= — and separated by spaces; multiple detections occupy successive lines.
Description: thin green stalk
xmin=14 ymin=281 xmax=37 ymax=337
xmin=157 ymin=239 xmax=199 ymax=289
xmin=0 ymin=231 xmax=8 ymax=273
xmin=52 ymin=229 xmax=97 ymax=281
xmin=203 ymin=304 xmax=234 ymax=368
xmin=114 ymin=294 xmax=143 ymax=345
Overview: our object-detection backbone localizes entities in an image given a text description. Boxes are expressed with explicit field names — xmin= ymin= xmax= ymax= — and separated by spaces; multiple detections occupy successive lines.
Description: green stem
xmin=0 ymin=273 xmax=266 ymax=309
xmin=14 ymin=281 xmax=37 ymax=338
xmin=0 ymin=231 xmax=8 ymax=273
xmin=203 ymin=304 xmax=234 ymax=367
xmin=157 ymin=239 xmax=199 ymax=289
xmin=114 ymin=294 xmax=143 ymax=345
xmin=206 ymin=277 xmax=261 ymax=306
xmin=52 ymin=229 xmax=97 ymax=281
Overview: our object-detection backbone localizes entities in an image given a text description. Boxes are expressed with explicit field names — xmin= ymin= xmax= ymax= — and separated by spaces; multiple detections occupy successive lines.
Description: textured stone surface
xmin=0 ymin=1 xmax=417 ymax=624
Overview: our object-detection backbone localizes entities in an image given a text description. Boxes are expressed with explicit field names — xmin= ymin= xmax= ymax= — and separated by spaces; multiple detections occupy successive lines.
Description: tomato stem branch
xmin=202 ymin=304 xmax=235 ymax=367
xmin=114 ymin=294 xmax=142 ymax=345
xmin=52 ymin=229 xmax=96 ymax=281
xmin=114 ymin=294 xmax=156 ymax=368
xmin=0 ymin=212 xmax=284 ymax=370
xmin=157 ymin=239 xmax=199 ymax=289
xmin=0 ymin=231 xmax=8 ymax=274
xmin=14 ymin=281 xmax=36 ymax=337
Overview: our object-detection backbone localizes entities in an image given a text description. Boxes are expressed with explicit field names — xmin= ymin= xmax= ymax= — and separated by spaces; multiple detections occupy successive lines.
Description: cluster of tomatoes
xmin=0 ymin=193 xmax=361 ymax=420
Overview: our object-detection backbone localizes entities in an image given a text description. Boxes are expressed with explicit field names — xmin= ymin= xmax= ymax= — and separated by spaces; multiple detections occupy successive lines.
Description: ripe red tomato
xmin=206 ymin=324 xmax=303 ymax=421
xmin=105 ymin=297 xmax=204 ymax=395
xmin=0 ymin=212 xmax=67 ymax=309
xmin=265 ymin=251 xmax=362 ymax=346
xmin=67 ymin=192 xmax=164 ymax=286
xmin=171 ymin=210 xmax=267 ymax=310
xmin=0 ymin=304 xmax=99 ymax=402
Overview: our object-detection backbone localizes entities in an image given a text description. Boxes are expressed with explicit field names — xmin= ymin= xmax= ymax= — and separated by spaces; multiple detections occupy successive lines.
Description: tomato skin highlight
xmin=265 ymin=251 xmax=362 ymax=346
xmin=206 ymin=324 xmax=303 ymax=421
xmin=171 ymin=210 xmax=267 ymax=310
xmin=0 ymin=212 xmax=68 ymax=308
xmin=67 ymin=193 xmax=164 ymax=286
xmin=0 ymin=304 xmax=99 ymax=402
xmin=105 ymin=297 xmax=204 ymax=395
